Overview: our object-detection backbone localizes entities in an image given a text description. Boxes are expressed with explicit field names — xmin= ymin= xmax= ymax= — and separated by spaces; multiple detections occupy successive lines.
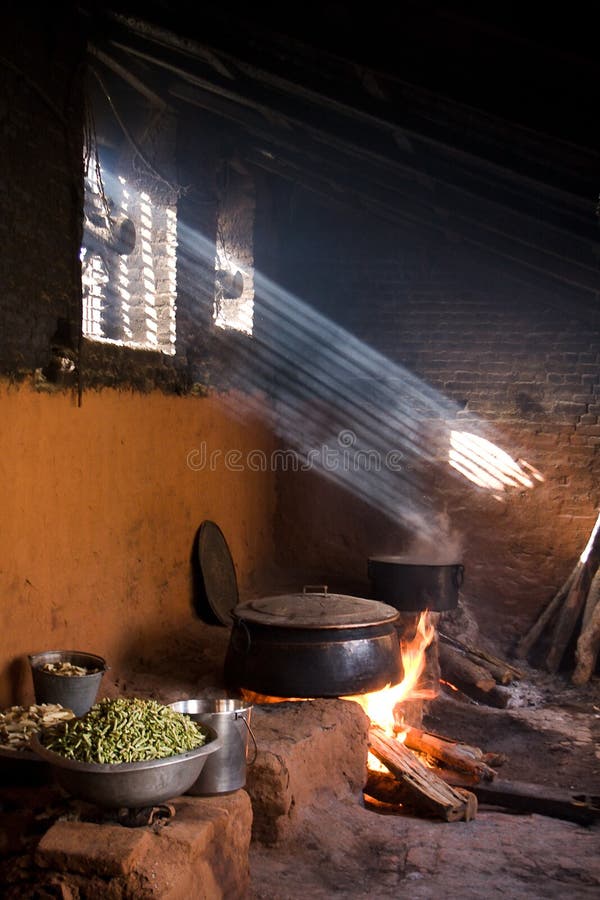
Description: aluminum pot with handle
xmin=223 ymin=586 xmax=402 ymax=698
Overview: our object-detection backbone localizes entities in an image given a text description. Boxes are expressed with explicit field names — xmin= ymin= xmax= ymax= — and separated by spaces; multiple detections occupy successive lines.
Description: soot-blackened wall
xmin=266 ymin=191 xmax=600 ymax=647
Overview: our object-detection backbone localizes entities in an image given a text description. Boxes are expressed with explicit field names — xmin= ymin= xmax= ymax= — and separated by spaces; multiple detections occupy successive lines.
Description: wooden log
xmin=368 ymin=725 xmax=477 ymax=821
xmin=515 ymin=563 xmax=579 ymax=659
xmin=439 ymin=643 xmax=513 ymax=707
xmin=438 ymin=642 xmax=496 ymax=693
xmin=572 ymin=595 xmax=600 ymax=685
xmin=438 ymin=774 xmax=600 ymax=826
xmin=546 ymin=512 xmax=600 ymax=673
xmin=439 ymin=632 xmax=524 ymax=682
xmin=482 ymin=750 xmax=509 ymax=768
xmin=439 ymin=680 xmax=480 ymax=705
xmin=467 ymin=658 xmax=513 ymax=685
xmin=365 ymin=768 xmax=419 ymax=806
xmin=402 ymin=726 xmax=498 ymax=781
xmin=545 ymin=563 xmax=592 ymax=673
xmin=363 ymin=770 xmax=477 ymax=821
xmin=581 ymin=566 xmax=600 ymax=631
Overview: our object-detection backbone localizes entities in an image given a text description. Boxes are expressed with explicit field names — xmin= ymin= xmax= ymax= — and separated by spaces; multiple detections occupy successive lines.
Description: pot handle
xmin=453 ymin=565 xmax=465 ymax=590
xmin=230 ymin=618 xmax=252 ymax=654
xmin=236 ymin=712 xmax=258 ymax=766
xmin=303 ymin=585 xmax=328 ymax=595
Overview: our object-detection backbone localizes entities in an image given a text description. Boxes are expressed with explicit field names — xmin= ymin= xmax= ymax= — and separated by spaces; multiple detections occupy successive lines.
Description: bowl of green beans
xmin=29 ymin=697 xmax=222 ymax=808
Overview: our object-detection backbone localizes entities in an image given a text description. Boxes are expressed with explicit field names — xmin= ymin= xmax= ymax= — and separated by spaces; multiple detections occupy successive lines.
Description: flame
xmin=345 ymin=611 xmax=437 ymax=740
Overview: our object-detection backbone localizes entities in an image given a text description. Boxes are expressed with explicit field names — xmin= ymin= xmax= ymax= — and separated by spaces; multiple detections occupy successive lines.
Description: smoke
xmin=370 ymin=510 xmax=464 ymax=564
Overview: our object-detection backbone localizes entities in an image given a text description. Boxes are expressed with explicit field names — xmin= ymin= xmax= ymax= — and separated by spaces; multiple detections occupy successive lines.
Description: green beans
xmin=40 ymin=698 xmax=208 ymax=764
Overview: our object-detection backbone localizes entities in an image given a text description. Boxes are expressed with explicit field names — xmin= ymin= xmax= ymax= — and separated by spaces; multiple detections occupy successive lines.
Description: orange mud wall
xmin=0 ymin=383 xmax=277 ymax=707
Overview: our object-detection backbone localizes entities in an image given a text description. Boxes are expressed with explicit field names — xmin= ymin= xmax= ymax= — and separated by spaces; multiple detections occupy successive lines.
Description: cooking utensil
xmin=28 ymin=650 xmax=108 ymax=716
xmin=368 ymin=557 xmax=464 ymax=612
xmin=169 ymin=698 xmax=256 ymax=795
xmin=195 ymin=521 xmax=239 ymax=626
xmin=223 ymin=587 xmax=402 ymax=697
xmin=29 ymin=725 xmax=222 ymax=808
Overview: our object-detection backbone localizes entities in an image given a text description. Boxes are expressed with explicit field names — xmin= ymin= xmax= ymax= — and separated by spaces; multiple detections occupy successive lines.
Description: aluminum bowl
xmin=29 ymin=725 xmax=222 ymax=808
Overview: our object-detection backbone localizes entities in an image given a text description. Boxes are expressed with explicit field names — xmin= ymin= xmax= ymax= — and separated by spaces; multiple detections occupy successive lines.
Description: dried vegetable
xmin=0 ymin=703 xmax=75 ymax=750
xmin=40 ymin=697 xmax=209 ymax=764
xmin=41 ymin=661 xmax=99 ymax=676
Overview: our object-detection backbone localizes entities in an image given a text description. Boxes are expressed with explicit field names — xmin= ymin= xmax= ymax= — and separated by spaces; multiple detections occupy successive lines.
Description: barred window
xmin=81 ymin=163 xmax=177 ymax=354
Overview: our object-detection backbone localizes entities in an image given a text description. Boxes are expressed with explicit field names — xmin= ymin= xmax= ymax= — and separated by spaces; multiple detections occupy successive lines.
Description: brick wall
xmin=0 ymin=10 xmax=85 ymax=376
xmin=268 ymin=192 xmax=600 ymax=645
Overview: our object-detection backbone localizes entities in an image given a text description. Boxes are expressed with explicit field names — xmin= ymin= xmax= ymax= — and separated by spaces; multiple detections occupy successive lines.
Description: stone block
xmin=245 ymin=698 xmax=369 ymax=845
xmin=34 ymin=791 xmax=252 ymax=899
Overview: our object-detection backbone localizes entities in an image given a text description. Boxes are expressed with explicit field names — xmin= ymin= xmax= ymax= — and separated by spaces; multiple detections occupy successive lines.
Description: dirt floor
xmin=246 ymin=666 xmax=600 ymax=900
xmin=424 ymin=669 xmax=600 ymax=793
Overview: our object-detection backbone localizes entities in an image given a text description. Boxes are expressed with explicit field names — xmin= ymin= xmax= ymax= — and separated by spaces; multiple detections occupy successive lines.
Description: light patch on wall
xmin=212 ymin=164 xmax=255 ymax=336
xmin=213 ymin=258 xmax=254 ymax=336
xmin=81 ymin=165 xmax=177 ymax=354
xmin=448 ymin=430 xmax=544 ymax=500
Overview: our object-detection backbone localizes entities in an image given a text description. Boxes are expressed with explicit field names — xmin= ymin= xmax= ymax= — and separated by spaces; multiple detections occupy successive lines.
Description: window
xmin=81 ymin=162 xmax=177 ymax=354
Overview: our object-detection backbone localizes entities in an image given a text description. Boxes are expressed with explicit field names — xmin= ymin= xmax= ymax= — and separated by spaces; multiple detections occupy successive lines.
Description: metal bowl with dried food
xmin=28 ymin=650 xmax=108 ymax=717
xmin=29 ymin=697 xmax=222 ymax=808
xmin=0 ymin=703 xmax=76 ymax=752
xmin=0 ymin=702 xmax=76 ymax=784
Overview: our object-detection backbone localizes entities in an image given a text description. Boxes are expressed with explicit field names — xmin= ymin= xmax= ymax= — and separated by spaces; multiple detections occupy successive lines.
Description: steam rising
xmin=178 ymin=221 xmax=543 ymax=542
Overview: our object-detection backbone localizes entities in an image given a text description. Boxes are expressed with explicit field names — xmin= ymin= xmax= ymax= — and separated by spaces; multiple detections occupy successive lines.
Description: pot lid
xmin=197 ymin=521 xmax=239 ymax=626
xmin=232 ymin=590 xmax=399 ymax=629
xmin=369 ymin=555 xmax=460 ymax=566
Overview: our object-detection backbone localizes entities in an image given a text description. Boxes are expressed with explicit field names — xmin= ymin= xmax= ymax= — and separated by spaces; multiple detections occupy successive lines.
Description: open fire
xmin=346 ymin=611 xmax=436 ymax=729
xmin=344 ymin=610 xmax=437 ymax=766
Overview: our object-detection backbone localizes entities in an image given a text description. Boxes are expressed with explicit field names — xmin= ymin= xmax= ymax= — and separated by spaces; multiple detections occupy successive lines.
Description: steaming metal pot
xmin=368 ymin=556 xmax=464 ymax=612
xmin=223 ymin=588 xmax=402 ymax=697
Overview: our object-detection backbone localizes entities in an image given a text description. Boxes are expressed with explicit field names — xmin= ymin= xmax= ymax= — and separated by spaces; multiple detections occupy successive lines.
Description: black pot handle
xmin=453 ymin=564 xmax=465 ymax=589
xmin=230 ymin=618 xmax=252 ymax=654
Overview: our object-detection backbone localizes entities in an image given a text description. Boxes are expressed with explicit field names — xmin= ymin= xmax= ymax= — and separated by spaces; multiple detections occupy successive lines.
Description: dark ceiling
xmin=81 ymin=1 xmax=600 ymax=317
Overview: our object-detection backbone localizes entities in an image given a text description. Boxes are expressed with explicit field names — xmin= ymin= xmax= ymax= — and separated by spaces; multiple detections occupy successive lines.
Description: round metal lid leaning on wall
xmin=193 ymin=521 xmax=239 ymax=626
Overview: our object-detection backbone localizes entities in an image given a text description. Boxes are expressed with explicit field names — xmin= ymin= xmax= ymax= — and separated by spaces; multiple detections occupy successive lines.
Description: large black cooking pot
xmin=368 ymin=556 xmax=465 ymax=612
xmin=223 ymin=589 xmax=402 ymax=697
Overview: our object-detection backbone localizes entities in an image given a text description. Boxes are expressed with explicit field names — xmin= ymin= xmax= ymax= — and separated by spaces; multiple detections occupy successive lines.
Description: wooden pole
xmin=572 ymin=589 xmax=600 ymax=685
xmin=545 ymin=563 xmax=592 ymax=673
xmin=515 ymin=564 xmax=579 ymax=660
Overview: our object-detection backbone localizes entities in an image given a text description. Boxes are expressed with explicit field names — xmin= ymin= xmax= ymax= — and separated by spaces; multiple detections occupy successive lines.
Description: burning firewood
xmin=401 ymin=725 xmax=499 ymax=781
xmin=437 ymin=642 xmax=511 ymax=708
xmin=367 ymin=724 xmax=477 ymax=822
xmin=438 ymin=641 xmax=495 ymax=692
